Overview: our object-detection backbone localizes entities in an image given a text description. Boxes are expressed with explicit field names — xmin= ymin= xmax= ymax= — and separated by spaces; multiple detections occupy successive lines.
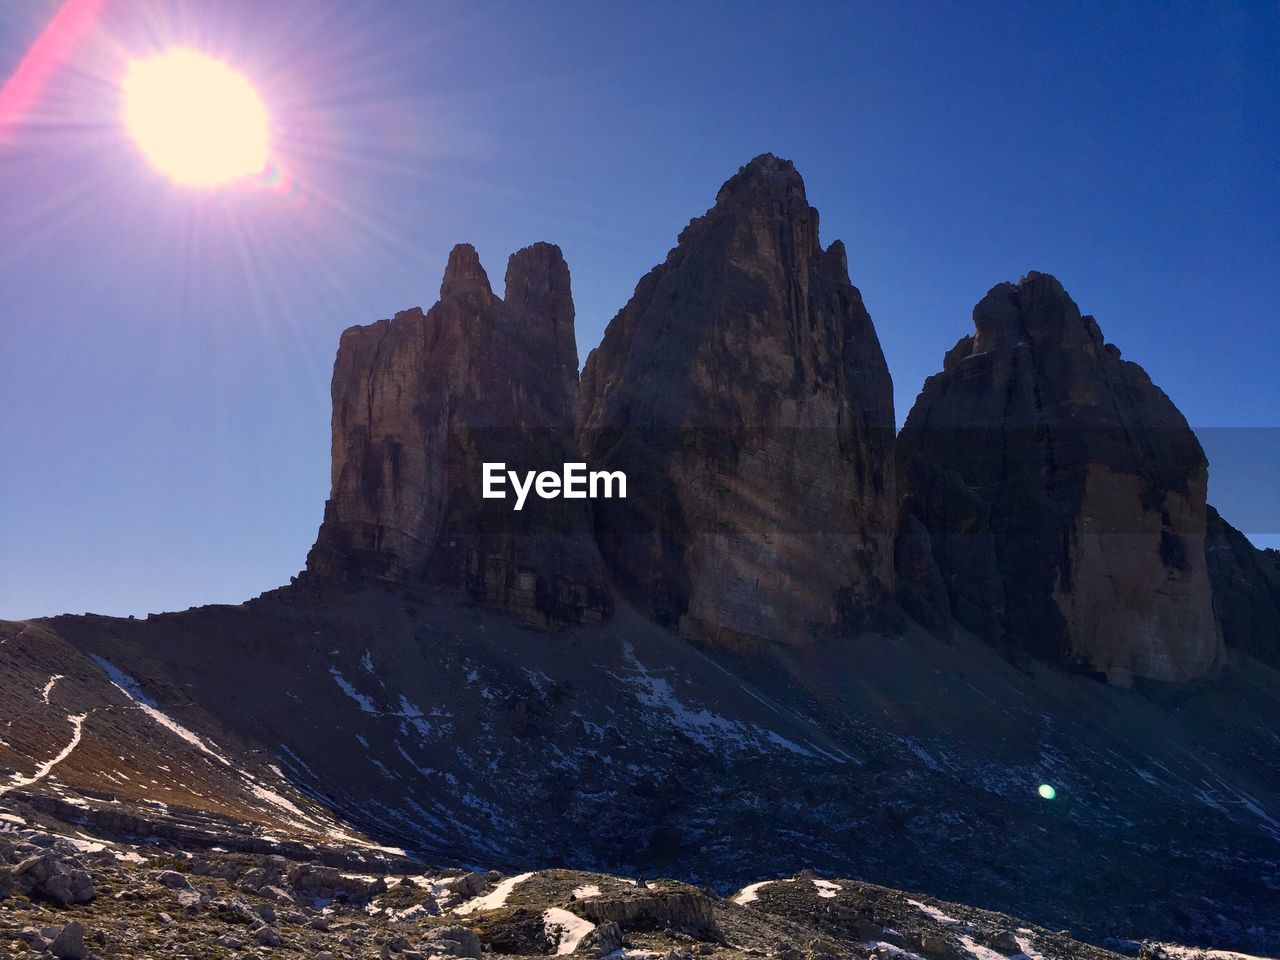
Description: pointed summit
xmin=965 ymin=271 xmax=1105 ymax=358
xmin=577 ymin=155 xmax=896 ymax=648
xmin=504 ymin=243 xmax=578 ymax=424
xmin=440 ymin=242 xmax=494 ymax=302
xmin=713 ymin=153 xmax=807 ymax=205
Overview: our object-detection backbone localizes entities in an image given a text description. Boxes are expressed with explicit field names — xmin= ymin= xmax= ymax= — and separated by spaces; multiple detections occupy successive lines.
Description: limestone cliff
xmin=897 ymin=272 xmax=1222 ymax=684
xmin=304 ymin=242 xmax=610 ymax=625
xmin=1206 ymin=505 xmax=1280 ymax=666
xmin=577 ymin=154 xmax=897 ymax=648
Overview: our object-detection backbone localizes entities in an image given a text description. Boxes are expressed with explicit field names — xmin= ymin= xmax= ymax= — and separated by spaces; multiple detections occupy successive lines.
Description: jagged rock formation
xmin=897 ymin=272 xmax=1222 ymax=684
xmin=304 ymin=242 xmax=610 ymax=626
xmin=1206 ymin=505 xmax=1280 ymax=666
xmin=577 ymin=154 xmax=897 ymax=649
xmin=7 ymin=153 xmax=1280 ymax=956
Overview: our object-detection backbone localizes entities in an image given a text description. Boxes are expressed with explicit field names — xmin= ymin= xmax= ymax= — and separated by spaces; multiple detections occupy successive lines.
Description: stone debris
xmin=0 ymin=822 xmax=1141 ymax=960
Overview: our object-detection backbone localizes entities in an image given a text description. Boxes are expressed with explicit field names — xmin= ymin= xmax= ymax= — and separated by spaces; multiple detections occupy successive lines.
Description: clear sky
xmin=2 ymin=1 xmax=1277 ymax=619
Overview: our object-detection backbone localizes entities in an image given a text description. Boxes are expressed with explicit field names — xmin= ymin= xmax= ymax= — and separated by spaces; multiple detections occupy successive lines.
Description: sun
xmin=121 ymin=48 xmax=269 ymax=187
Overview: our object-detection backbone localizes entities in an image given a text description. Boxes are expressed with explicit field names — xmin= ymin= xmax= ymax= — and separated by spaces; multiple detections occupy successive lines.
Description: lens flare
xmin=122 ymin=48 xmax=268 ymax=186
xmin=1038 ymin=783 xmax=1057 ymax=800
xmin=0 ymin=0 xmax=102 ymax=136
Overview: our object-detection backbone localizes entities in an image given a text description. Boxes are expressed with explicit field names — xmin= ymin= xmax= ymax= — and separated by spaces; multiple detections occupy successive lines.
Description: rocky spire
xmin=504 ymin=242 xmax=579 ymax=425
xmin=897 ymin=272 xmax=1223 ymax=684
xmin=304 ymin=243 xmax=609 ymax=626
xmin=577 ymin=154 xmax=897 ymax=649
xmin=439 ymin=242 xmax=495 ymax=303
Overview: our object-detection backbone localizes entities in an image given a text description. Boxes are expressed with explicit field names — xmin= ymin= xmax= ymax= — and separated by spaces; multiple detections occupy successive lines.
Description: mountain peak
xmin=713 ymin=152 xmax=807 ymax=208
xmin=578 ymin=153 xmax=896 ymax=648
xmin=969 ymin=271 xmax=1093 ymax=356
xmin=307 ymin=238 xmax=607 ymax=624
xmin=900 ymin=272 xmax=1222 ymax=684
xmin=504 ymin=242 xmax=570 ymax=311
xmin=440 ymin=242 xmax=494 ymax=302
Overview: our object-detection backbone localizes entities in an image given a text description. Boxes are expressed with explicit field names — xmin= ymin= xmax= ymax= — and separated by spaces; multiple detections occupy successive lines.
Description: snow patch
xmin=813 ymin=879 xmax=841 ymax=898
xmin=863 ymin=944 xmax=926 ymax=960
xmin=545 ymin=907 xmax=596 ymax=955
xmin=732 ymin=878 xmax=794 ymax=905
xmin=907 ymin=899 xmax=961 ymax=925
xmin=330 ymin=667 xmax=378 ymax=714
xmin=66 ymin=835 xmax=107 ymax=854
xmin=40 ymin=675 xmax=64 ymax=704
xmin=958 ymin=935 xmax=1007 ymax=960
xmin=90 ymin=656 xmax=230 ymax=765
xmin=1013 ymin=937 xmax=1051 ymax=960
xmin=620 ymin=645 xmax=813 ymax=757
xmin=245 ymin=782 xmax=308 ymax=819
xmin=454 ymin=871 xmax=535 ymax=914
xmin=1 ymin=712 xmax=89 ymax=796
xmin=572 ymin=884 xmax=601 ymax=900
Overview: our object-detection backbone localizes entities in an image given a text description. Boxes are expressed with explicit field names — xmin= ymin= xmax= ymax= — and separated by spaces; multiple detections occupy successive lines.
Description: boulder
xmin=152 ymin=869 xmax=191 ymax=890
xmin=920 ymin=935 xmax=948 ymax=955
xmin=984 ymin=930 xmax=1022 ymax=954
xmin=255 ymin=925 xmax=282 ymax=947
xmin=578 ymin=154 xmax=897 ymax=648
xmin=580 ymin=920 xmax=626 ymax=957
xmin=419 ymin=924 xmax=483 ymax=959
xmin=304 ymin=243 xmax=610 ymax=627
xmin=897 ymin=272 xmax=1223 ymax=683
xmin=10 ymin=851 xmax=95 ymax=906
xmin=48 ymin=921 xmax=86 ymax=960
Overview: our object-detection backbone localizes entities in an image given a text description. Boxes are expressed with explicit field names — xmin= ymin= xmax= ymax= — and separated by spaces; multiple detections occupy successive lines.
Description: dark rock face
xmin=577 ymin=154 xmax=897 ymax=649
xmin=304 ymin=242 xmax=610 ymax=626
xmin=898 ymin=272 xmax=1222 ymax=684
xmin=1205 ymin=505 xmax=1280 ymax=666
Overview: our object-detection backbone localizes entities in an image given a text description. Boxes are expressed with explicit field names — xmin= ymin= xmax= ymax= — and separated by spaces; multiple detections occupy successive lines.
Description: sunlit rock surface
xmin=578 ymin=154 xmax=897 ymax=649
xmin=304 ymin=242 xmax=610 ymax=626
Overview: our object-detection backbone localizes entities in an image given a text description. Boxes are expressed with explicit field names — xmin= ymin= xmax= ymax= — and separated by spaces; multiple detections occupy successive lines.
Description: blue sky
xmin=2 ymin=0 xmax=1277 ymax=619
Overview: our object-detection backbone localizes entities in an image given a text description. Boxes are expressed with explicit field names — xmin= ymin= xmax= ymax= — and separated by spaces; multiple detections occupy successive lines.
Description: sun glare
xmin=122 ymin=48 xmax=268 ymax=187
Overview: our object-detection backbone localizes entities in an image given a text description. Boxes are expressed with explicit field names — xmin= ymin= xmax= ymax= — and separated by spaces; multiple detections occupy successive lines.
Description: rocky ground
xmin=3 ymin=801 xmax=1216 ymax=960
xmin=3 ymin=596 xmax=1279 ymax=954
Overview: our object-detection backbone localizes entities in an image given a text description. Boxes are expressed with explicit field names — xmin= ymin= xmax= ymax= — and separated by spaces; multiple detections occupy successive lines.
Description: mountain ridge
xmin=3 ymin=154 xmax=1279 ymax=955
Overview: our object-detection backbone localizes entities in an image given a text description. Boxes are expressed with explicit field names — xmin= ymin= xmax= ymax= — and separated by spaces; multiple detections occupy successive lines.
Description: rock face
xmin=577 ymin=154 xmax=897 ymax=649
xmin=1205 ymin=505 xmax=1280 ymax=666
xmin=897 ymin=272 xmax=1222 ymax=684
xmin=304 ymin=242 xmax=610 ymax=626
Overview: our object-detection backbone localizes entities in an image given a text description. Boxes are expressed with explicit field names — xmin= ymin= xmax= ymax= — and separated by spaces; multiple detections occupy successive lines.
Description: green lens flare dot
xmin=1038 ymin=784 xmax=1057 ymax=800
